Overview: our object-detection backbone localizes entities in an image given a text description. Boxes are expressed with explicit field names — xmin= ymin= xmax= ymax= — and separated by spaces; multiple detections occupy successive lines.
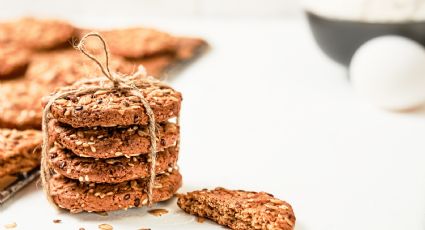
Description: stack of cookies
xmin=44 ymin=74 xmax=183 ymax=213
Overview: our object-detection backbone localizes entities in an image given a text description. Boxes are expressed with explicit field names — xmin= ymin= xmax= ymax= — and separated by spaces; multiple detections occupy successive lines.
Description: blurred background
xmin=0 ymin=0 xmax=301 ymax=20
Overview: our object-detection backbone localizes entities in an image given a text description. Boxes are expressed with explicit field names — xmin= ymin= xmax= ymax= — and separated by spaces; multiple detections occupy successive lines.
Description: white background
xmin=1 ymin=1 xmax=425 ymax=230
xmin=0 ymin=0 xmax=300 ymax=19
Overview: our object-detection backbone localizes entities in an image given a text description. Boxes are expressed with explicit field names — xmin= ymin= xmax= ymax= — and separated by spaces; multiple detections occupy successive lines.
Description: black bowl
xmin=306 ymin=11 xmax=425 ymax=66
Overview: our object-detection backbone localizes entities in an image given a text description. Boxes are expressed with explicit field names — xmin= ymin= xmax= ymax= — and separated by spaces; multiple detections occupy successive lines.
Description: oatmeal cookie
xmin=7 ymin=18 xmax=75 ymax=50
xmin=49 ymin=119 xmax=179 ymax=158
xmin=50 ymin=169 xmax=182 ymax=213
xmin=46 ymin=75 xmax=182 ymax=127
xmin=78 ymin=28 xmax=178 ymax=58
xmin=48 ymin=145 xmax=178 ymax=183
xmin=0 ymin=45 xmax=30 ymax=78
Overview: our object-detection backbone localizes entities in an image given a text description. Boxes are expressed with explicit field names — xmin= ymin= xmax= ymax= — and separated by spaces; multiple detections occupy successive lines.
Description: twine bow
xmin=41 ymin=32 xmax=159 ymax=207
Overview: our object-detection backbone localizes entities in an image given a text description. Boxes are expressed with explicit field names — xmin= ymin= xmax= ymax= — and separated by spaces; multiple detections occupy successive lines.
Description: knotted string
xmin=41 ymin=32 xmax=160 ymax=207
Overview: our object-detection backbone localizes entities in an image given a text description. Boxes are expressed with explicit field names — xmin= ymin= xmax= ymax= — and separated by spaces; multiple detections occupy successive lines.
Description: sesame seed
xmin=98 ymin=224 xmax=113 ymax=230
xmin=4 ymin=222 xmax=17 ymax=229
xmin=64 ymin=110 xmax=71 ymax=116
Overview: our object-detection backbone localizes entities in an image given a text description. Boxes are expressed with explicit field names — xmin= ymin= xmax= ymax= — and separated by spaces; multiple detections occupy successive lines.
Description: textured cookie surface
xmin=48 ymin=145 xmax=179 ymax=183
xmin=48 ymin=120 xmax=179 ymax=158
xmin=0 ymin=45 xmax=30 ymax=78
xmin=177 ymin=188 xmax=296 ymax=230
xmin=47 ymin=75 xmax=182 ymax=127
xmin=5 ymin=18 xmax=75 ymax=50
xmin=0 ymin=129 xmax=42 ymax=177
xmin=50 ymin=170 xmax=182 ymax=213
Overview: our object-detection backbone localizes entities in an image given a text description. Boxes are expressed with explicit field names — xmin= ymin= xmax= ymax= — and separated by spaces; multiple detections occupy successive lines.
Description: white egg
xmin=350 ymin=35 xmax=425 ymax=111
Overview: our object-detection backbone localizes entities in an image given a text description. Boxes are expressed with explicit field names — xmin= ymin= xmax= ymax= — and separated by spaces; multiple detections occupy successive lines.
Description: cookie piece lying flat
xmin=5 ymin=18 xmax=75 ymax=50
xmin=79 ymin=28 xmax=178 ymax=58
xmin=49 ymin=120 xmax=179 ymax=158
xmin=137 ymin=37 xmax=208 ymax=77
xmin=47 ymin=75 xmax=182 ymax=128
xmin=177 ymin=188 xmax=296 ymax=230
xmin=0 ymin=45 xmax=30 ymax=78
xmin=48 ymin=145 xmax=179 ymax=183
xmin=50 ymin=170 xmax=182 ymax=213
xmin=0 ymin=129 xmax=42 ymax=177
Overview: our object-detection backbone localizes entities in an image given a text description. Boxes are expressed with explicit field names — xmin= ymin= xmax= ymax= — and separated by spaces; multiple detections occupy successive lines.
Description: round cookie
xmin=48 ymin=119 xmax=179 ymax=158
xmin=48 ymin=145 xmax=179 ymax=183
xmin=7 ymin=18 xmax=75 ymax=50
xmin=50 ymin=170 xmax=182 ymax=213
xmin=79 ymin=28 xmax=178 ymax=58
xmin=47 ymin=75 xmax=182 ymax=128
xmin=0 ymin=45 xmax=30 ymax=78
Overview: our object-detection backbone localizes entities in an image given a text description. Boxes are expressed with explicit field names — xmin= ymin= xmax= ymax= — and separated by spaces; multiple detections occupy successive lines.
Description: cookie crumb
xmin=98 ymin=223 xmax=113 ymax=230
xmin=147 ymin=208 xmax=169 ymax=217
xmin=79 ymin=228 xmax=86 ymax=230
xmin=137 ymin=228 xmax=151 ymax=230
xmin=4 ymin=222 xmax=17 ymax=229
xmin=196 ymin=216 xmax=206 ymax=223
xmin=53 ymin=219 xmax=62 ymax=223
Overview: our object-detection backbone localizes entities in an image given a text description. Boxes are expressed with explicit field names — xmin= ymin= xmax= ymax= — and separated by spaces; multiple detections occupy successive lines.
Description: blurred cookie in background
xmin=0 ymin=45 xmax=30 ymax=79
xmin=0 ymin=18 xmax=75 ymax=50
xmin=77 ymin=28 xmax=178 ymax=58
xmin=136 ymin=36 xmax=208 ymax=77
xmin=0 ymin=81 xmax=45 ymax=130
xmin=77 ymin=28 xmax=208 ymax=77
xmin=27 ymin=50 xmax=135 ymax=87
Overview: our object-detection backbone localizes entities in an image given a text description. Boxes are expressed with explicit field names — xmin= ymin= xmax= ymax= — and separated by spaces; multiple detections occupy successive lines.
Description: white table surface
xmin=2 ymin=17 xmax=425 ymax=230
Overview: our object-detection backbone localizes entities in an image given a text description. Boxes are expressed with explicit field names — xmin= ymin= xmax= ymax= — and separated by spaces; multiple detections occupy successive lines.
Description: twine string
xmin=75 ymin=33 xmax=115 ymax=86
xmin=41 ymin=32 xmax=159 ymax=207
